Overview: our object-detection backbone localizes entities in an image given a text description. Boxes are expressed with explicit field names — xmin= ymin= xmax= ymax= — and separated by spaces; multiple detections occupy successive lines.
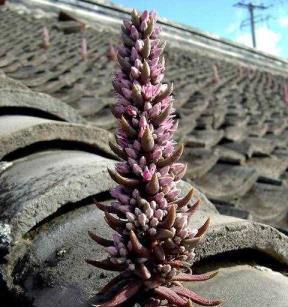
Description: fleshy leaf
xmin=172 ymin=271 xmax=218 ymax=282
xmin=172 ymin=286 xmax=222 ymax=306
xmin=154 ymin=286 xmax=188 ymax=306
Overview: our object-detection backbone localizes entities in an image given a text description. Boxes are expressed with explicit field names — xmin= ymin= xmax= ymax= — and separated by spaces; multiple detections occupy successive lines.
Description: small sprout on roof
xmin=42 ymin=26 xmax=50 ymax=50
xmin=107 ymin=42 xmax=118 ymax=61
xmin=80 ymin=36 xmax=88 ymax=60
xmin=212 ymin=64 xmax=220 ymax=84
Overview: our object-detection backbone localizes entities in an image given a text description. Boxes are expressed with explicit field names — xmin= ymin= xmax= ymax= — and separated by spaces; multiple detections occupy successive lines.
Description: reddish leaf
xmin=172 ymin=271 xmax=218 ymax=282
xmin=175 ymin=188 xmax=194 ymax=209
xmin=130 ymin=230 xmax=150 ymax=257
xmin=154 ymin=286 xmax=188 ymax=306
xmin=187 ymin=199 xmax=201 ymax=218
xmin=172 ymin=286 xmax=222 ymax=306
xmin=99 ymin=280 xmax=142 ymax=306
xmin=98 ymin=273 xmax=125 ymax=294
xmin=88 ymin=231 xmax=113 ymax=247
xmin=195 ymin=218 xmax=210 ymax=237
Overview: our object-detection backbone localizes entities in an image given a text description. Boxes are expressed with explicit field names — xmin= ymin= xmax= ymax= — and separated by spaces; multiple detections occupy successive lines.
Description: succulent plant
xmin=87 ymin=9 xmax=221 ymax=307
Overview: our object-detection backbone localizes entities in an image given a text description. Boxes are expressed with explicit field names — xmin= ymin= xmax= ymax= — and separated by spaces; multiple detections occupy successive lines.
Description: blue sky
xmin=113 ymin=0 xmax=288 ymax=58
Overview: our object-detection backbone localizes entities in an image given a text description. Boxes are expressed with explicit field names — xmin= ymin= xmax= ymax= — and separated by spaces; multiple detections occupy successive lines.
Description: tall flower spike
xmin=87 ymin=9 xmax=222 ymax=306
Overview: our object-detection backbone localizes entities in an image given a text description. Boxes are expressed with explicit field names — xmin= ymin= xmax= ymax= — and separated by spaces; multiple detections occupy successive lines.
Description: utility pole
xmin=234 ymin=2 xmax=269 ymax=48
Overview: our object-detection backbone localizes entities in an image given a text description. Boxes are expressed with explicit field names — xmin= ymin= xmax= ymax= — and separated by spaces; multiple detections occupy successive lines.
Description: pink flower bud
xmin=140 ymin=20 xmax=148 ymax=31
xmin=130 ymin=25 xmax=139 ymax=40
xmin=139 ymin=115 xmax=147 ymax=129
xmin=133 ymin=140 xmax=141 ymax=150
xmin=135 ymin=58 xmax=143 ymax=69
xmin=119 ymin=248 xmax=128 ymax=256
xmin=159 ymin=176 xmax=173 ymax=186
xmin=178 ymin=229 xmax=188 ymax=239
xmin=116 ymin=162 xmax=130 ymax=174
xmin=155 ymin=209 xmax=164 ymax=220
xmin=122 ymin=88 xmax=132 ymax=99
xmin=145 ymin=207 xmax=154 ymax=219
xmin=123 ymin=19 xmax=131 ymax=30
xmin=131 ymin=47 xmax=140 ymax=62
xmin=158 ymin=198 xmax=168 ymax=209
xmin=188 ymin=229 xmax=198 ymax=238
xmin=126 ymin=148 xmax=138 ymax=159
xmin=155 ymin=192 xmax=165 ymax=203
xmin=131 ymin=66 xmax=140 ymax=78
xmin=113 ymin=233 xmax=121 ymax=244
xmin=150 ymin=201 xmax=157 ymax=210
xmin=153 ymin=73 xmax=164 ymax=84
xmin=107 ymin=246 xmax=118 ymax=256
xmin=150 ymin=217 xmax=158 ymax=227
xmin=159 ymin=166 xmax=170 ymax=176
xmin=144 ymin=102 xmax=153 ymax=111
xmin=139 ymin=156 xmax=147 ymax=168
xmin=135 ymin=39 xmax=144 ymax=52
xmin=126 ymin=223 xmax=133 ymax=230
xmin=126 ymin=105 xmax=137 ymax=117
xmin=175 ymin=216 xmax=187 ymax=230
xmin=143 ymin=167 xmax=152 ymax=181
xmin=141 ymin=10 xmax=149 ymax=22
xmin=151 ymin=147 xmax=162 ymax=161
xmin=132 ymin=163 xmax=143 ymax=176
xmin=126 ymin=212 xmax=136 ymax=222
xmin=132 ymin=189 xmax=140 ymax=199
xmin=138 ymin=213 xmax=148 ymax=226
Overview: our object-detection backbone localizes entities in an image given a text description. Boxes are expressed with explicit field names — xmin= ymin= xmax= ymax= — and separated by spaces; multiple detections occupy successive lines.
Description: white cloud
xmin=235 ymin=27 xmax=282 ymax=56
xmin=225 ymin=10 xmax=245 ymax=34
xmin=278 ymin=16 xmax=288 ymax=27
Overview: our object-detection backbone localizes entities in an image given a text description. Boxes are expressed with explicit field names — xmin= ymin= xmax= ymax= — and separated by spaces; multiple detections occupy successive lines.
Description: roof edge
xmin=28 ymin=0 xmax=288 ymax=73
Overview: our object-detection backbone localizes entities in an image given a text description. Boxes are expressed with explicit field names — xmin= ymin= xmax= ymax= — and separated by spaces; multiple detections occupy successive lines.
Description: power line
xmin=234 ymin=1 xmax=269 ymax=48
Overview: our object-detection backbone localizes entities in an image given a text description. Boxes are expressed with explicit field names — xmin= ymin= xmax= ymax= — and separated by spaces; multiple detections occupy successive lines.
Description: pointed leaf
xmin=98 ymin=273 xmax=126 ymax=294
xmin=172 ymin=286 xmax=222 ymax=306
xmin=130 ymin=230 xmax=150 ymax=257
xmin=88 ymin=231 xmax=113 ymax=247
xmin=109 ymin=141 xmax=127 ymax=159
xmin=160 ymin=204 xmax=177 ymax=229
xmin=196 ymin=217 xmax=210 ymax=237
xmin=157 ymin=144 xmax=184 ymax=168
xmin=99 ymin=280 xmax=142 ymax=306
xmin=175 ymin=188 xmax=194 ymax=209
xmin=187 ymin=199 xmax=201 ymax=217
xmin=172 ymin=271 xmax=218 ymax=282
xmin=108 ymin=168 xmax=140 ymax=187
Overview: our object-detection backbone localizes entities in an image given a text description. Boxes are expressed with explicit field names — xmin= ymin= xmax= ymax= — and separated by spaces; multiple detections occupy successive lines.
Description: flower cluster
xmin=87 ymin=9 xmax=221 ymax=306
